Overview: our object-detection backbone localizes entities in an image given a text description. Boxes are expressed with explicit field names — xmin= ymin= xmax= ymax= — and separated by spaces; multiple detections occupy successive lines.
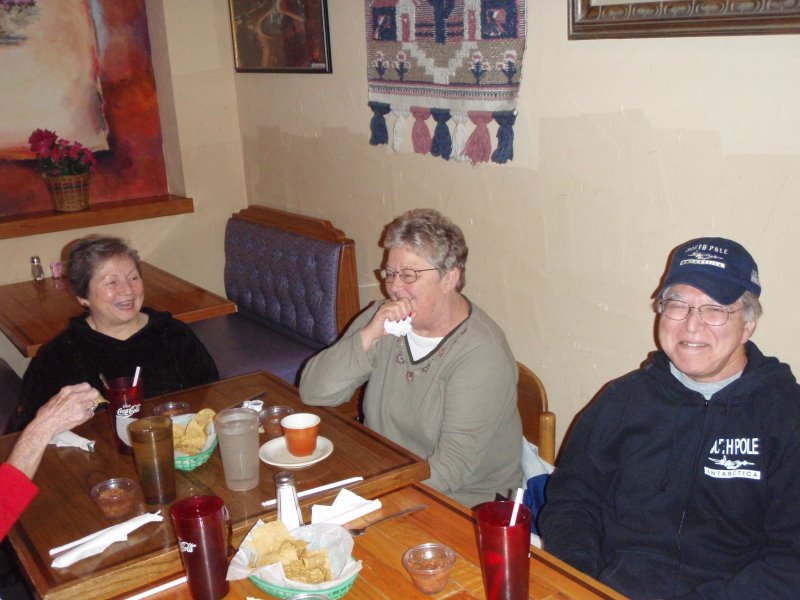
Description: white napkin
xmin=311 ymin=488 xmax=382 ymax=525
xmin=384 ymin=316 xmax=412 ymax=337
xmin=49 ymin=431 xmax=95 ymax=453
xmin=241 ymin=399 xmax=263 ymax=412
xmin=50 ymin=511 xmax=163 ymax=568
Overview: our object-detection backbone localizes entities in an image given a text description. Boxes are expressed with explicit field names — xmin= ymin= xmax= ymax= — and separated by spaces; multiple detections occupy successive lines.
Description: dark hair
xmin=382 ymin=208 xmax=468 ymax=292
xmin=67 ymin=236 xmax=141 ymax=298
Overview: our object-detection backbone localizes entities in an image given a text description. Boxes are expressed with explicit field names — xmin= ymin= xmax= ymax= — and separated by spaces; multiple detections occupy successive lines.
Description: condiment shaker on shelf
xmin=31 ymin=256 xmax=45 ymax=281
xmin=274 ymin=471 xmax=303 ymax=531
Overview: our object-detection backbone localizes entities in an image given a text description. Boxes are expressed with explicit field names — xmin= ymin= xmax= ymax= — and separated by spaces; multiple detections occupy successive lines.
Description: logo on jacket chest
xmin=704 ymin=437 xmax=761 ymax=480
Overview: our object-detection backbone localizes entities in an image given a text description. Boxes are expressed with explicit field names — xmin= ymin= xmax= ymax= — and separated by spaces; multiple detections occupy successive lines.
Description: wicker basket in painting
xmin=44 ymin=173 xmax=90 ymax=212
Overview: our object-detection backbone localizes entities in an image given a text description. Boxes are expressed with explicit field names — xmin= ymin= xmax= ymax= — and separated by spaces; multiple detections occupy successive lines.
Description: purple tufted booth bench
xmin=190 ymin=205 xmax=360 ymax=392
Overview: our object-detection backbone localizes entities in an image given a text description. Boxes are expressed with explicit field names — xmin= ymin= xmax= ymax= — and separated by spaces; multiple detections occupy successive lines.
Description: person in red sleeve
xmin=1 ymin=383 xmax=99 ymax=540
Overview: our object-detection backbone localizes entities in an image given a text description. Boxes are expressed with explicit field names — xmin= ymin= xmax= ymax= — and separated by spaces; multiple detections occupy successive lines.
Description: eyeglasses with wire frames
xmin=656 ymin=299 xmax=744 ymax=326
xmin=379 ymin=267 xmax=438 ymax=284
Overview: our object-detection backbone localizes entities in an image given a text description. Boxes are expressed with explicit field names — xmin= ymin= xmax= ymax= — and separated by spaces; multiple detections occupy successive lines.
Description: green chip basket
xmin=172 ymin=413 xmax=217 ymax=471
xmin=174 ymin=435 xmax=217 ymax=471
xmin=248 ymin=570 xmax=358 ymax=599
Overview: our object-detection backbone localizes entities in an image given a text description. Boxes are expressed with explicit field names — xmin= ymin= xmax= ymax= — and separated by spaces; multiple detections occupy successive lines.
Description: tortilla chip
xmin=194 ymin=408 xmax=215 ymax=430
xmin=248 ymin=521 xmax=291 ymax=562
xmin=246 ymin=521 xmax=333 ymax=583
xmin=172 ymin=409 xmax=216 ymax=455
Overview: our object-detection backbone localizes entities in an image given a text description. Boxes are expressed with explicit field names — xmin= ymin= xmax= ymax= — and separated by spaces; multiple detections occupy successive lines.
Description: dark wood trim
xmin=0 ymin=194 xmax=194 ymax=240
xmin=569 ymin=0 xmax=800 ymax=39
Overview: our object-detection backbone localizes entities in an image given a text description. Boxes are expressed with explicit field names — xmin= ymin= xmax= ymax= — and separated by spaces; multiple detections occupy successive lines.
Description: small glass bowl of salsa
xmin=90 ymin=478 xmax=137 ymax=520
xmin=402 ymin=542 xmax=456 ymax=594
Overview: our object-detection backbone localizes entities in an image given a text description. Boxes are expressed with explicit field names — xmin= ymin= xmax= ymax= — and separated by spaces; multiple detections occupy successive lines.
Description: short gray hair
xmin=382 ymin=209 xmax=468 ymax=292
xmin=67 ymin=235 xmax=141 ymax=299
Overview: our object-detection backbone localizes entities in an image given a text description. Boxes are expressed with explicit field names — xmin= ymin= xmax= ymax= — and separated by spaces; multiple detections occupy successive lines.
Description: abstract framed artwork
xmin=0 ymin=0 xmax=167 ymax=217
xmin=569 ymin=0 xmax=800 ymax=39
xmin=228 ymin=0 xmax=332 ymax=73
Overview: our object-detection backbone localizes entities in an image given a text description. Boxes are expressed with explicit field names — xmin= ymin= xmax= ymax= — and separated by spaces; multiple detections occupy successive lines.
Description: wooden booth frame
xmin=228 ymin=0 xmax=332 ymax=73
xmin=569 ymin=0 xmax=800 ymax=39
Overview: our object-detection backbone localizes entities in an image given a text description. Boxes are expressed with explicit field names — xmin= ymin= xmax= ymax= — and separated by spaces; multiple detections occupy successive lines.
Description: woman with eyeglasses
xmin=11 ymin=235 xmax=219 ymax=431
xmin=300 ymin=209 xmax=522 ymax=507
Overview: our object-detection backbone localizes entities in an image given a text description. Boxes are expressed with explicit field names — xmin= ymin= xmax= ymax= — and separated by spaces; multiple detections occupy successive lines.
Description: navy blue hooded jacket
xmin=540 ymin=342 xmax=800 ymax=599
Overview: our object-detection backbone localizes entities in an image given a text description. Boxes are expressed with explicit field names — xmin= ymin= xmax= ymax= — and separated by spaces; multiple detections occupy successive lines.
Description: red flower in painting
xmin=28 ymin=128 xmax=96 ymax=176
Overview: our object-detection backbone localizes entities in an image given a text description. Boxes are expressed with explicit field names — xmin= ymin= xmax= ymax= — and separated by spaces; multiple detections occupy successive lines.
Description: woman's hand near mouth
xmin=360 ymin=298 xmax=414 ymax=352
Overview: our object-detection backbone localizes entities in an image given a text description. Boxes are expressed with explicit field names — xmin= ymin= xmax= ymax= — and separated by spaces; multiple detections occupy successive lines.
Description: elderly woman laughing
xmin=300 ymin=209 xmax=521 ymax=507
xmin=13 ymin=235 xmax=218 ymax=431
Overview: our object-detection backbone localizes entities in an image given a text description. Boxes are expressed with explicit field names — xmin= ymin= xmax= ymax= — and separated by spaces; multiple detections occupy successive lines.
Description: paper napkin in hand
xmin=49 ymin=431 xmax=95 ymax=453
xmin=311 ymin=488 xmax=382 ymax=525
xmin=384 ymin=316 xmax=412 ymax=337
xmin=50 ymin=512 xmax=163 ymax=568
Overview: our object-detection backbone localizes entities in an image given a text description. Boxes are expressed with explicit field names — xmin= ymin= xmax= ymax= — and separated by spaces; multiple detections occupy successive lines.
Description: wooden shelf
xmin=0 ymin=194 xmax=194 ymax=240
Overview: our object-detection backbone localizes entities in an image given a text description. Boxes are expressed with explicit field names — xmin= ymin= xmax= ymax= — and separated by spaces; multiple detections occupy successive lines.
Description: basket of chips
xmin=228 ymin=521 xmax=361 ymax=599
xmin=172 ymin=409 xmax=217 ymax=471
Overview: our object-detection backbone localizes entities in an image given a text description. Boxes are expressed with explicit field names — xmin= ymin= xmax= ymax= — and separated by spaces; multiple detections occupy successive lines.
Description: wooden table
xmin=137 ymin=482 xmax=626 ymax=600
xmin=1 ymin=372 xmax=430 ymax=599
xmin=0 ymin=262 xmax=236 ymax=357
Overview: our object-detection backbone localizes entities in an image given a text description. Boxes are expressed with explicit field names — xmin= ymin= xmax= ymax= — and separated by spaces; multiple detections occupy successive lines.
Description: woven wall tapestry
xmin=365 ymin=0 xmax=526 ymax=165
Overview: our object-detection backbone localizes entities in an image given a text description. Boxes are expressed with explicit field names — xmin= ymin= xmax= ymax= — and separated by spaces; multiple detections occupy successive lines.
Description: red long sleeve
xmin=0 ymin=463 xmax=39 ymax=540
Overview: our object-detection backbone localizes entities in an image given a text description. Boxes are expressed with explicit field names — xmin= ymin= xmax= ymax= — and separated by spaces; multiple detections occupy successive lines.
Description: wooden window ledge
xmin=0 ymin=194 xmax=194 ymax=240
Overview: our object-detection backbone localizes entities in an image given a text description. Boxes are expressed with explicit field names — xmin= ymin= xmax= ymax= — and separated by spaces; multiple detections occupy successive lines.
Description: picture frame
xmin=228 ymin=0 xmax=332 ymax=73
xmin=569 ymin=0 xmax=800 ymax=39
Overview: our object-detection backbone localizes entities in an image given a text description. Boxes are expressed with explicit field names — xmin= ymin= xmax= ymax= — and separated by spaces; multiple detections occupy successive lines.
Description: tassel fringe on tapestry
xmin=365 ymin=0 xmax=526 ymax=165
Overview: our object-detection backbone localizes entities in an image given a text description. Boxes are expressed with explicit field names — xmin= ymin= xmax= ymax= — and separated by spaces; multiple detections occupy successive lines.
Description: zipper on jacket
xmin=674 ymin=397 xmax=712 ymax=595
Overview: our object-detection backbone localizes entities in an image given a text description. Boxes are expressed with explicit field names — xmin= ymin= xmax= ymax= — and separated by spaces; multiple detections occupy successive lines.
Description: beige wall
xmin=4 ymin=2 xmax=800 ymax=453
xmin=232 ymin=2 xmax=800 ymax=448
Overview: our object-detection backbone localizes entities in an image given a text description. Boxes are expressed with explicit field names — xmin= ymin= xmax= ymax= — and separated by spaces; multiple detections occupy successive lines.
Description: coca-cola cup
xmin=106 ymin=376 xmax=143 ymax=454
xmin=171 ymin=495 xmax=231 ymax=600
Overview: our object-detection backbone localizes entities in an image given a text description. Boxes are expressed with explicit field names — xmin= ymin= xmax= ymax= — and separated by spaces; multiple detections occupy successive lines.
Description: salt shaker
xmin=30 ymin=256 xmax=45 ymax=281
xmin=274 ymin=471 xmax=303 ymax=531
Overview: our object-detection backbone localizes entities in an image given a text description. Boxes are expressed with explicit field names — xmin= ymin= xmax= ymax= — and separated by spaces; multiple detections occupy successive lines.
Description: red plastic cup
xmin=475 ymin=501 xmax=531 ymax=600
xmin=105 ymin=376 xmax=143 ymax=454
xmin=171 ymin=495 xmax=231 ymax=600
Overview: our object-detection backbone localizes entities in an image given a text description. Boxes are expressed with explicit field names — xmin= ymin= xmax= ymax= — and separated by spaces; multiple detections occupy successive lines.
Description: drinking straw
xmin=509 ymin=487 xmax=524 ymax=526
xmin=132 ymin=366 xmax=141 ymax=389
xmin=98 ymin=373 xmax=109 ymax=390
xmin=261 ymin=476 xmax=364 ymax=507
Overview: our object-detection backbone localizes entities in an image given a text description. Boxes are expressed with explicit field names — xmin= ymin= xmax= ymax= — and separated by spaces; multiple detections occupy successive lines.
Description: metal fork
xmin=347 ymin=504 xmax=428 ymax=537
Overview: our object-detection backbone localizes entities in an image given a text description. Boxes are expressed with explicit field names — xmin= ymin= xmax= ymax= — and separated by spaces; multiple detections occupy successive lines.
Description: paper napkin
xmin=311 ymin=488 xmax=382 ymax=525
xmin=384 ymin=316 xmax=412 ymax=337
xmin=48 ymin=431 xmax=95 ymax=453
xmin=50 ymin=511 xmax=163 ymax=568
xmin=241 ymin=399 xmax=263 ymax=412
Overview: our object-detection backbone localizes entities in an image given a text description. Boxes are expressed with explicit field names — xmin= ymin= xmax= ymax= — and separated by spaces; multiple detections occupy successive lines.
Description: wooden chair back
xmin=517 ymin=362 xmax=557 ymax=465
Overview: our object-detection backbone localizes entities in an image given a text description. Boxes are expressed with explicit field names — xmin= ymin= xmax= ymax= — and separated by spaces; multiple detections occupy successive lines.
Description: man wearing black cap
xmin=539 ymin=237 xmax=800 ymax=600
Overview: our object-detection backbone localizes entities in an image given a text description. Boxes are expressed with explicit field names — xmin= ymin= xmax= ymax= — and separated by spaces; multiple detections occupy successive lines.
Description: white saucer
xmin=258 ymin=436 xmax=333 ymax=469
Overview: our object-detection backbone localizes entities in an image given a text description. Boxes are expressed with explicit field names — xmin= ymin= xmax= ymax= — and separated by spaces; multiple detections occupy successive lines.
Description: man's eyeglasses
xmin=379 ymin=267 xmax=437 ymax=284
xmin=656 ymin=299 xmax=743 ymax=326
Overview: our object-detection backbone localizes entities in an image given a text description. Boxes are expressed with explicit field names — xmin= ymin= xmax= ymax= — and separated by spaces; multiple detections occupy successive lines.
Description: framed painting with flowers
xmin=228 ymin=0 xmax=332 ymax=73
xmin=0 ymin=0 xmax=167 ymax=218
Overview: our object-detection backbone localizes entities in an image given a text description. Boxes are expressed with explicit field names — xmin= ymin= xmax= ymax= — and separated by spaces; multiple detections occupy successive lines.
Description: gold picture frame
xmin=228 ymin=0 xmax=332 ymax=73
xmin=569 ymin=0 xmax=800 ymax=39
